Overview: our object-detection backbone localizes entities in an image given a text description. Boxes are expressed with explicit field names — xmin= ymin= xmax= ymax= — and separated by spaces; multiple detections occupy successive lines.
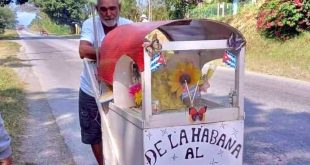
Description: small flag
xmin=223 ymin=51 xmax=237 ymax=68
xmin=151 ymin=52 xmax=166 ymax=72
xmin=181 ymin=86 xmax=201 ymax=101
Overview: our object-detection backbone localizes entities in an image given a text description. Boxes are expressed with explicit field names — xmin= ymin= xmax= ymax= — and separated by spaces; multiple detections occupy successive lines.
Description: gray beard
xmin=102 ymin=17 xmax=119 ymax=27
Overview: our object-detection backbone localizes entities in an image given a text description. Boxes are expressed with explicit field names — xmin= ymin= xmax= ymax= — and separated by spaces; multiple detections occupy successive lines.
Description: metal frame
xmin=97 ymin=39 xmax=246 ymax=129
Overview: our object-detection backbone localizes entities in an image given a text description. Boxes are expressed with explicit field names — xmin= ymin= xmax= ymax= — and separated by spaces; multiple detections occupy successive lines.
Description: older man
xmin=79 ymin=0 xmax=132 ymax=164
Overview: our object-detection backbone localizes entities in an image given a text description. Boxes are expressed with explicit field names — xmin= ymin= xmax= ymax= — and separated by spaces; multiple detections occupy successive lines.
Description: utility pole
xmin=148 ymin=0 xmax=152 ymax=21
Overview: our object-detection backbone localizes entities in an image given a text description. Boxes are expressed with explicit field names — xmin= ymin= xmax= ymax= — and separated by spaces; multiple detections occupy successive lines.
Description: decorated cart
xmin=85 ymin=19 xmax=246 ymax=165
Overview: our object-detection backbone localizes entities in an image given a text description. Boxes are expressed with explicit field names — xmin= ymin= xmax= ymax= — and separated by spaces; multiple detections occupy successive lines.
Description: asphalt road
xmin=16 ymin=30 xmax=97 ymax=165
xmin=15 ymin=30 xmax=310 ymax=165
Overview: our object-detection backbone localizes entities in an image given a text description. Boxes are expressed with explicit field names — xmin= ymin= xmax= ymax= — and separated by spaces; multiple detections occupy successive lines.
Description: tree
xmin=32 ymin=0 xmax=88 ymax=25
xmin=120 ymin=0 xmax=140 ymax=21
xmin=0 ymin=6 xmax=16 ymax=33
xmin=164 ymin=0 xmax=202 ymax=19
xmin=0 ymin=0 xmax=11 ymax=6
xmin=152 ymin=0 xmax=169 ymax=21
xmin=0 ymin=0 xmax=29 ymax=6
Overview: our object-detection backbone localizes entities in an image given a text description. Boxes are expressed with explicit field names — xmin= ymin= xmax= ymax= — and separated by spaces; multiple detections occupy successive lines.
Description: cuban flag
xmin=150 ymin=53 xmax=166 ymax=72
xmin=223 ymin=51 xmax=237 ymax=68
xmin=181 ymin=86 xmax=201 ymax=101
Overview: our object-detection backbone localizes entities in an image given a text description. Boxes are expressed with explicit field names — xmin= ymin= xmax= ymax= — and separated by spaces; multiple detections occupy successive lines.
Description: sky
xmin=16 ymin=11 xmax=36 ymax=26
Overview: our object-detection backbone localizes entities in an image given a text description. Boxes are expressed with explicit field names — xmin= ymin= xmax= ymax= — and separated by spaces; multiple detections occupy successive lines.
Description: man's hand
xmin=79 ymin=40 xmax=98 ymax=60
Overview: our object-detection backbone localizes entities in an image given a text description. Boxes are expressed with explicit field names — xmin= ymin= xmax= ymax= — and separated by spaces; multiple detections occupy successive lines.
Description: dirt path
xmin=14 ymin=45 xmax=75 ymax=165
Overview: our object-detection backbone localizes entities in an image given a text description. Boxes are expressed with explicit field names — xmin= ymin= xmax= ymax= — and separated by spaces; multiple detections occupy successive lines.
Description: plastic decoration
xmin=144 ymin=33 xmax=166 ymax=72
xmin=145 ymin=33 xmax=162 ymax=57
xmin=227 ymin=33 xmax=245 ymax=52
xmin=199 ymin=64 xmax=216 ymax=92
xmin=188 ymin=106 xmax=207 ymax=122
xmin=152 ymin=69 xmax=186 ymax=110
xmin=129 ymin=83 xmax=142 ymax=107
xmin=168 ymin=62 xmax=201 ymax=98
xmin=151 ymin=53 xmax=166 ymax=72
xmin=223 ymin=51 xmax=237 ymax=68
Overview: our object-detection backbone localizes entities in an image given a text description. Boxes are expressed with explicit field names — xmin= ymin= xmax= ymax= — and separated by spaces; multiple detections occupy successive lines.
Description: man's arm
xmin=79 ymin=40 xmax=97 ymax=60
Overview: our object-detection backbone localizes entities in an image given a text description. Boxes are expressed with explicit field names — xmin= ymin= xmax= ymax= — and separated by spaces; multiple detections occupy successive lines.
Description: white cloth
xmin=80 ymin=16 xmax=132 ymax=97
xmin=141 ymin=18 xmax=149 ymax=22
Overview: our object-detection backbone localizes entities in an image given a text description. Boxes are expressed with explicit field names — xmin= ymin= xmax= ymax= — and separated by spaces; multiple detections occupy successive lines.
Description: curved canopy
xmin=98 ymin=19 xmax=245 ymax=84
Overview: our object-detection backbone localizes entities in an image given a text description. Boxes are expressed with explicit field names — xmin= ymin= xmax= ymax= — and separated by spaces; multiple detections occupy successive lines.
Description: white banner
xmin=143 ymin=120 xmax=244 ymax=165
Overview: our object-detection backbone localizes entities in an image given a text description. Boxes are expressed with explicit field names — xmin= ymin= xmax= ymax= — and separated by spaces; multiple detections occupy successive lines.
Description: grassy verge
xmin=0 ymin=29 xmax=19 ymax=39
xmin=29 ymin=12 xmax=72 ymax=35
xmin=220 ymin=3 xmax=310 ymax=82
xmin=0 ymin=39 xmax=26 ymax=160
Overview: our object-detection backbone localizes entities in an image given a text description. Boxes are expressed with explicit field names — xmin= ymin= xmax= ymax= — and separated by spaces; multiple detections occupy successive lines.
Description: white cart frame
xmin=84 ymin=19 xmax=246 ymax=165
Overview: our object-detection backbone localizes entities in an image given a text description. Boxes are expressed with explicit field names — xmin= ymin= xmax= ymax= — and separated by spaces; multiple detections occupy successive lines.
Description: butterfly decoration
xmin=227 ymin=33 xmax=245 ymax=53
xmin=188 ymin=106 xmax=207 ymax=122
xmin=144 ymin=33 xmax=163 ymax=57
xmin=144 ymin=33 xmax=166 ymax=72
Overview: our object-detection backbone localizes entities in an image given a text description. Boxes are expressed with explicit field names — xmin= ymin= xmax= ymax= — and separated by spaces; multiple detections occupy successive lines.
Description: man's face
xmin=96 ymin=0 xmax=120 ymax=27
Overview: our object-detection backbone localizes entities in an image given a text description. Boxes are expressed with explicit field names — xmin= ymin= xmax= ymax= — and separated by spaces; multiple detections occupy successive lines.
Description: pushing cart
xmin=85 ymin=19 xmax=246 ymax=165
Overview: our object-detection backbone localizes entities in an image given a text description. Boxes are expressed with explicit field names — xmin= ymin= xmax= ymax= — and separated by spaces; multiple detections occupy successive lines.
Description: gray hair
xmin=97 ymin=0 xmax=121 ymax=5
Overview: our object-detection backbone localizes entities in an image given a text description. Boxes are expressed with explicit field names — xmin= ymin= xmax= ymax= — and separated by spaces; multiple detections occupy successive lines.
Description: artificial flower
xmin=168 ymin=62 xmax=201 ymax=97
xmin=152 ymin=69 xmax=186 ymax=110
xmin=134 ymin=90 xmax=142 ymax=107
xmin=129 ymin=83 xmax=142 ymax=107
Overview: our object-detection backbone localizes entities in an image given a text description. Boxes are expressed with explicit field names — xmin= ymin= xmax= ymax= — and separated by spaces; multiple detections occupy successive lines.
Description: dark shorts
xmin=79 ymin=89 xmax=102 ymax=144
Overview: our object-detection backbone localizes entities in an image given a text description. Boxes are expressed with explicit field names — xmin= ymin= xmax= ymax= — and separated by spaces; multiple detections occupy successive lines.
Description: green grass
xmin=0 ymin=40 xmax=26 ymax=160
xmin=0 ymin=29 xmax=18 ymax=39
xmin=29 ymin=12 xmax=72 ymax=35
xmin=220 ymin=3 xmax=310 ymax=81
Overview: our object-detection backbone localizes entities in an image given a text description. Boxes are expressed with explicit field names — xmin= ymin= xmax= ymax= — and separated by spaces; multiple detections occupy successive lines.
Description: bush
xmin=0 ymin=7 xmax=16 ymax=34
xmin=257 ymin=0 xmax=310 ymax=40
xmin=29 ymin=12 xmax=71 ymax=35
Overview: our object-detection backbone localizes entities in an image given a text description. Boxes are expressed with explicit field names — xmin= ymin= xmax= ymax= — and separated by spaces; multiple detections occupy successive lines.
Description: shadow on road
xmin=17 ymin=87 xmax=79 ymax=164
xmin=243 ymin=98 xmax=310 ymax=165
xmin=0 ymin=56 xmax=37 ymax=68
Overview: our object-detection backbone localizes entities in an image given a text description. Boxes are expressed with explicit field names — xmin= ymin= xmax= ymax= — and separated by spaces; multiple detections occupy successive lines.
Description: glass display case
xmin=95 ymin=19 xmax=246 ymax=165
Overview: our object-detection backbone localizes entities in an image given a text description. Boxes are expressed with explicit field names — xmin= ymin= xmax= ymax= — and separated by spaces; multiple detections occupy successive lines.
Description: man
xmin=78 ymin=0 xmax=132 ymax=164
xmin=140 ymin=14 xmax=149 ymax=22
xmin=0 ymin=114 xmax=12 ymax=165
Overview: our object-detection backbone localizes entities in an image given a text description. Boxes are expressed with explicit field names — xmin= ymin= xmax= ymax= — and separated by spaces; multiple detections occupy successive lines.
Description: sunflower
xmin=152 ymin=69 xmax=186 ymax=110
xmin=168 ymin=62 xmax=201 ymax=97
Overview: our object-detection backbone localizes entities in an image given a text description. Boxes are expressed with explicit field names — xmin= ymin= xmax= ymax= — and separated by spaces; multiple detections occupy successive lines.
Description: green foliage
xmin=32 ymin=0 xmax=88 ymax=25
xmin=152 ymin=6 xmax=169 ymax=20
xmin=189 ymin=3 xmax=233 ymax=18
xmin=0 ymin=0 xmax=29 ymax=6
xmin=0 ymin=0 xmax=11 ymax=6
xmin=257 ymin=0 xmax=310 ymax=40
xmin=121 ymin=0 xmax=140 ymax=21
xmin=221 ymin=3 xmax=310 ymax=81
xmin=150 ymin=0 xmax=169 ymax=21
xmin=29 ymin=12 xmax=71 ymax=35
xmin=0 ymin=6 xmax=16 ymax=34
xmin=165 ymin=0 xmax=202 ymax=19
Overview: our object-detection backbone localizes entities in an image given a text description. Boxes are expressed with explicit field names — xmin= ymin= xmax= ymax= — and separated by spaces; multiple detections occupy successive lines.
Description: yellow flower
xmin=152 ymin=69 xmax=186 ymax=110
xmin=168 ymin=62 xmax=201 ymax=97
xmin=134 ymin=90 xmax=142 ymax=107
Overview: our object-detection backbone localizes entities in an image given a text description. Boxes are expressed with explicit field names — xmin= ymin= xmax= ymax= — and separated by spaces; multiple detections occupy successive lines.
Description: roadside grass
xmin=220 ymin=3 xmax=310 ymax=82
xmin=0 ymin=29 xmax=19 ymax=39
xmin=29 ymin=12 xmax=72 ymax=35
xmin=0 ymin=40 xmax=26 ymax=160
